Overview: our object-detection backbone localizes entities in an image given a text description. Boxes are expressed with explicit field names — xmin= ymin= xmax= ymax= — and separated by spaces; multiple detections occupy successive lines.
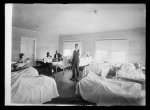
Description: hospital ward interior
xmin=9 ymin=4 xmax=146 ymax=106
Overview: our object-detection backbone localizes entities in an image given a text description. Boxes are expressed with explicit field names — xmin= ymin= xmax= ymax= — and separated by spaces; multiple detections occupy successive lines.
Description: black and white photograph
xmin=5 ymin=3 xmax=146 ymax=106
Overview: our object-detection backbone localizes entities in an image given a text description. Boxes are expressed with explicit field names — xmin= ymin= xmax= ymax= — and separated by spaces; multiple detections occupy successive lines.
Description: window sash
xmin=63 ymin=40 xmax=82 ymax=56
xmin=95 ymin=38 xmax=128 ymax=63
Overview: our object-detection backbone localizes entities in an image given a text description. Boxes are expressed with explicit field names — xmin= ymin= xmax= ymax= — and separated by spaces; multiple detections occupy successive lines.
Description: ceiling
xmin=12 ymin=4 xmax=146 ymax=35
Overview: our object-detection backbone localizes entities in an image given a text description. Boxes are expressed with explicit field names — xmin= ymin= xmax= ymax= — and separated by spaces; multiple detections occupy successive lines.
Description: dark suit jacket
xmin=54 ymin=53 xmax=62 ymax=61
xmin=72 ymin=49 xmax=80 ymax=64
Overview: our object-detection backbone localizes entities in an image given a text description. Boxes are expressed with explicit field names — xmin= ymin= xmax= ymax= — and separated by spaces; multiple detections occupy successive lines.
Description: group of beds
xmin=11 ymin=56 xmax=145 ymax=105
xmin=76 ymin=62 xmax=145 ymax=105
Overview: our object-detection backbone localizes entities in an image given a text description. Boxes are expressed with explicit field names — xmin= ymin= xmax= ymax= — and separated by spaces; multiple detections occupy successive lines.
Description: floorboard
xmin=41 ymin=69 xmax=95 ymax=105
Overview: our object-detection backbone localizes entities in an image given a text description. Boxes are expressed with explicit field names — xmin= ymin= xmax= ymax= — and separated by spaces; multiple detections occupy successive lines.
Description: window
xmin=95 ymin=39 xmax=110 ymax=62
xmin=95 ymin=38 xmax=128 ymax=63
xmin=63 ymin=40 xmax=82 ymax=57
xmin=63 ymin=49 xmax=72 ymax=57
xmin=110 ymin=51 xmax=125 ymax=63
xmin=95 ymin=50 xmax=109 ymax=62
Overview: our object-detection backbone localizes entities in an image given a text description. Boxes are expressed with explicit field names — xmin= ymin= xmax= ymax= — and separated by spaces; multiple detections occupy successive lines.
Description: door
xmin=21 ymin=37 xmax=36 ymax=66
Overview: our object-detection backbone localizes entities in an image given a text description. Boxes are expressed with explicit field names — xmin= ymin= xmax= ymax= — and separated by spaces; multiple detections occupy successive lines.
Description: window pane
xmin=95 ymin=50 xmax=109 ymax=62
xmin=95 ymin=40 xmax=109 ymax=62
xmin=110 ymin=39 xmax=127 ymax=63
xmin=95 ymin=40 xmax=109 ymax=50
xmin=64 ymin=49 xmax=71 ymax=56
xmin=110 ymin=39 xmax=127 ymax=51
xmin=63 ymin=41 xmax=82 ymax=56
xmin=110 ymin=51 xmax=125 ymax=63
xmin=95 ymin=39 xmax=128 ymax=63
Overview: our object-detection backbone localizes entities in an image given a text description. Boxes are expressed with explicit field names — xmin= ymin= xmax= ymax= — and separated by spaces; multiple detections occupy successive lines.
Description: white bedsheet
xmin=52 ymin=61 xmax=64 ymax=69
xmin=79 ymin=56 xmax=93 ymax=67
xmin=76 ymin=70 xmax=143 ymax=105
xmin=82 ymin=63 xmax=111 ymax=78
xmin=116 ymin=69 xmax=145 ymax=81
xmin=11 ymin=67 xmax=59 ymax=104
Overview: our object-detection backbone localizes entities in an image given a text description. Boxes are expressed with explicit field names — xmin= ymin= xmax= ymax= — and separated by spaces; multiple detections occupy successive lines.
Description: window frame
xmin=95 ymin=37 xmax=129 ymax=63
xmin=63 ymin=40 xmax=82 ymax=57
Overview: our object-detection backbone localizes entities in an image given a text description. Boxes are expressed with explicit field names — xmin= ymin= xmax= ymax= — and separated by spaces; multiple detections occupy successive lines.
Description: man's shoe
xmin=70 ymin=78 xmax=76 ymax=81
xmin=70 ymin=78 xmax=74 ymax=80
xmin=76 ymin=79 xmax=79 ymax=83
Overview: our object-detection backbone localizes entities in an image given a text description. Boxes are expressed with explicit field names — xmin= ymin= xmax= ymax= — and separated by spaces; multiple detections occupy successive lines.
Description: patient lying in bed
xmin=116 ymin=63 xmax=145 ymax=81
xmin=11 ymin=66 xmax=59 ymax=104
xmin=76 ymin=64 xmax=145 ymax=106
xmin=12 ymin=58 xmax=31 ymax=72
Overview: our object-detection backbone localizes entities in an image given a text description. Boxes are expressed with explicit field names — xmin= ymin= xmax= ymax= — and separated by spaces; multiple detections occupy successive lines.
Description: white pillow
xmin=86 ymin=65 xmax=101 ymax=75
xmin=101 ymin=67 xmax=110 ymax=78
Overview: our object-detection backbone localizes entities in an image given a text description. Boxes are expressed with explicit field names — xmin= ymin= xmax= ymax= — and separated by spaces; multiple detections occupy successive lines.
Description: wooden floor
xmin=43 ymin=69 xmax=95 ymax=105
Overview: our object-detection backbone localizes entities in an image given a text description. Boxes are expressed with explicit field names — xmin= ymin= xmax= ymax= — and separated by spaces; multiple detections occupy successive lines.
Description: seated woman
xmin=17 ymin=53 xmax=24 ymax=63
xmin=11 ymin=64 xmax=59 ymax=104
xmin=17 ymin=58 xmax=31 ymax=70
xmin=12 ymin=53 xmax=31 ymax=71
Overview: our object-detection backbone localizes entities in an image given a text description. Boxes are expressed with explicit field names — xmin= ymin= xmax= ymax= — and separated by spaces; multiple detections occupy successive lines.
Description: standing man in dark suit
xmin=70 ymin=44 xmax=80 ymax=82
xmin=54 ymin=50 xmax=59 ymax=62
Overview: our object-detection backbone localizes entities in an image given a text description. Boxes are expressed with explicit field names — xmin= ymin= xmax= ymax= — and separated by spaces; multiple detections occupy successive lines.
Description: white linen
xmin=15 ymin=59 xmax=31 ymax=69
xmin=76 ymin=70 xmax=142 ymax=105
xmin=62 ymin=56 xmax=71 ymax=68
xmin=83 ymin=63 xmax=111 ymax=78
xmin=52 ymin=61 xmax=64 ymax=69
xmin=44 ymin=57 xmax=53 ymax=63
xmin=116 ymin=63 xmax=145 ymax=81
xmin=83 ymin=64 xmax=101 ymax=76
xmin=79 ymin=56 xmax=93 ymax=67
xmin=117 ymin=69 xmax=145 ymax=81
xmin=16 ymin=63 xmax=26 ymax=68
xmin=11 ymin=67 xmax=59 ymax=104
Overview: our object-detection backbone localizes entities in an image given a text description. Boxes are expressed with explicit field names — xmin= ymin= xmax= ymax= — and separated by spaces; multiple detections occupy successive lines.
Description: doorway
xmin=20 ymin=37 xmax=36 ymax=66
